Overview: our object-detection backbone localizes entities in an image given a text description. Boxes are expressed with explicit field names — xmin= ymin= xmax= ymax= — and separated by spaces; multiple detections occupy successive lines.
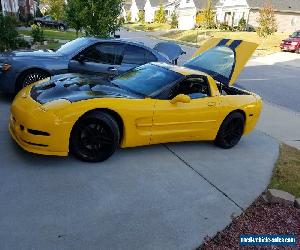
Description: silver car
xmin=0 ymin=37 xmax=185 ymax=94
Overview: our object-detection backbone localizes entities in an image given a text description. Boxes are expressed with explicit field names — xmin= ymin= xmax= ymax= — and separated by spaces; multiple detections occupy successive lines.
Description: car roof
xmin=151 ymin=62 xmax=211 ymax=78
xmin=82 ymin=37 xmax=152 ymax=49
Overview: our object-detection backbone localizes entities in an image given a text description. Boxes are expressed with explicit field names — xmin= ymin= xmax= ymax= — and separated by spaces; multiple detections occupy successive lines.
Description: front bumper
xmin=9 ymin=88 xmax=72 ymax=156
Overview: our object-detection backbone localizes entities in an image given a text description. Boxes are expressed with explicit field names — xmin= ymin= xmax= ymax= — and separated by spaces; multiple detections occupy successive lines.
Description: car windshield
xmin=291 ymin=32 xmax=300 ymax=38
xmin=56 ymin=38 xmax=91 ymax=55
xmin=111 ymin=64 xmax=182 ymax=96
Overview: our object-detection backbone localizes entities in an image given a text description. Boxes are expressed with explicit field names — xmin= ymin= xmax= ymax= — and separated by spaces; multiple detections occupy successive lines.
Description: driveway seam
xmin=163 ymin=144 xmax=244 ymax=211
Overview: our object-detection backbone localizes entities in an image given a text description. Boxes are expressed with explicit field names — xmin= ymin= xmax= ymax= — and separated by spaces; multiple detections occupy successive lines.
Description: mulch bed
xmin=199 ymin=196 xmax=300 ymax=250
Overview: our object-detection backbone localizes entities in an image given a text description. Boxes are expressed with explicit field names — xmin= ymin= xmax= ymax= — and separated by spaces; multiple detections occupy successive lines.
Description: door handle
xmin=208 ymin=102 xmax=216 ymax=107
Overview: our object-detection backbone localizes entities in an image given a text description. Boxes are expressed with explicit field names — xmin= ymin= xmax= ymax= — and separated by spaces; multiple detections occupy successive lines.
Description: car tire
xmin=70 ymin=111 xmax=120 ymax=162
xmin=214 ymin=112 xmax=245 ymax=149
xmin=16 ymin=69 xmax=49 ymax=93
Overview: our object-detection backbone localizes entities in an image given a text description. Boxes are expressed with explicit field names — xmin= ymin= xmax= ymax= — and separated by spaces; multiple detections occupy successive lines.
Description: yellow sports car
xmin=9 ymin=38 xmax=262 ymax=162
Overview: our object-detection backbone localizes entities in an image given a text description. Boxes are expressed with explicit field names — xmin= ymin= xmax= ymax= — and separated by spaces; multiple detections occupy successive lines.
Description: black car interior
xmin=168 ymin=76 xmax=210 ymax=100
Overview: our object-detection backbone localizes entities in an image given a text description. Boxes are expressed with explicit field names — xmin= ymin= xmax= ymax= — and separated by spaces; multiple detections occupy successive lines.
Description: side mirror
xmin=77 ymin=54 xmax=86 ymax=63
xmin=170 ymin=94 xmax=191 ymax=104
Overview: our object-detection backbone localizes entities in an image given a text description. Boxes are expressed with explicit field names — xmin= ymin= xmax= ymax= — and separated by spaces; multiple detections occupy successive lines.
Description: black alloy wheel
xmin=214 ymin=112 xmax=245 ymax=149
xmin=70 ymin=111 xmax=120 ymax=162
xmin=16 ymin=69 xmax=49 ymax=94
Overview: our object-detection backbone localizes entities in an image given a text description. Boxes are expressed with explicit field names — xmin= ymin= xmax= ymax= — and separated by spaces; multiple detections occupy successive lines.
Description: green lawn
xmin=269 ymin=144 xmax=300 ymax=197
xmin=162 ymin=29 xmax=289 ymax=56
xmin=18 ymin=28 xmax=83 ymax=41
xmin=124 ymin=22 xmax=171 ymax=32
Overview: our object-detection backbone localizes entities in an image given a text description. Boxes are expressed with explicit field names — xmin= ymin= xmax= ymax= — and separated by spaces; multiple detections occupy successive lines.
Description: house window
xmin=186 ymin=0 xmax=191 ymax=3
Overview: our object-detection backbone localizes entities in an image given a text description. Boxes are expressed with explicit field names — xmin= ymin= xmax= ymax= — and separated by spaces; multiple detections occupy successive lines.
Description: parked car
xmin=9 ymin=38 xmax=262 ymax=162
xmin=280 ymin=30 xmax=300 ymax=53
xmin=33 ymin=15 xmax=67 ymax=31
xmin=0 ymin=37 xmax=185 ymax=95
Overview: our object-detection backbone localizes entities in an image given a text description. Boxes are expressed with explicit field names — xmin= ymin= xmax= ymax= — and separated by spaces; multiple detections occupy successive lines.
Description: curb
xmin=264 ymin=188 xmax=300 ymax=209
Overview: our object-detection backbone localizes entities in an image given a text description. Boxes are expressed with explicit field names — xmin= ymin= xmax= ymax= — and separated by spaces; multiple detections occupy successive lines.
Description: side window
xmin=169 ymin=77 xmax=210 ymax=100
xmin=122 ymin=45 xmax=156 ymax=65
xmin=82 ymin=43 xmax=125 ymax=65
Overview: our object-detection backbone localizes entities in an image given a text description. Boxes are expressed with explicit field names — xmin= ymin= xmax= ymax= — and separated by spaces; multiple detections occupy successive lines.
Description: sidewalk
xmin=257 ymin=101 xmax=300 ymax=149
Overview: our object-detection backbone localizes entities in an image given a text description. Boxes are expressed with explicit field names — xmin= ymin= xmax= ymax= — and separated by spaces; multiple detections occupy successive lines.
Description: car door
xmin=44 ymin=16 xmax=54 ymax=27
xmin=118 ymin=44 xmax=158 ymax=74
xmin=68 ymin=42 xmax=125 ymax=77
xmin=150 ymin=77 xmax=220 ymax=144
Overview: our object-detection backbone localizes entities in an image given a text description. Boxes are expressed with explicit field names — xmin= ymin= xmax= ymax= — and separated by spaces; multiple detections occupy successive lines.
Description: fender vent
xmin=27 ymin=129 xmax=50 ymax=136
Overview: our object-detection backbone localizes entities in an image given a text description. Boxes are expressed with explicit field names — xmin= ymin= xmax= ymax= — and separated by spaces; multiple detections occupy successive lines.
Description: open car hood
xmin=153 ymin=42 xmax=186 ymax=63
xmin=183 ymin=38 xmax=258 ymax=86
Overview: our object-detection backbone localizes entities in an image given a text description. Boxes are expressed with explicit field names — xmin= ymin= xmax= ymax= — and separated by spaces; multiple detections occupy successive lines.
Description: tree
xmin=82 ymin=0 xmax=123 ymax=37
xmin=202 ymin=0 xmax=215 ymax=29
xmin=238 ymin=17 xmax=246 ymax=31
xmin=126 ymin=11 xmax=132 ymax=23
xmin=65 ymin=0 xmax=85 ymax=36
xmin=154 ymin=3 xmax=166 ymax=23
xmin=170 ymin=11 xmax=178 ymax=28
xmin=0 ymin=14 xmax=18 ymax=51
xmin=256 ymin=4 xmax=277 ymax=37
xmin=41 ymin=0 xmax=66 ymax=20
xmin=138 ymin=10 xmax=145 ymax=23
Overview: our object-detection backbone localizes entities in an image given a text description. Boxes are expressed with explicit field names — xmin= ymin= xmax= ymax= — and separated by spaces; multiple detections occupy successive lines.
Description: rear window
xmin=184 ymin=46 xmax=235 ymax=80
xmin=291 ymin=32 xmax=300 ymax=38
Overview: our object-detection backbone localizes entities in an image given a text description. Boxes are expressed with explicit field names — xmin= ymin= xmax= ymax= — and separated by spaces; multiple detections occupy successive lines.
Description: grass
xmin=18 ymin=28 xmax=83 ymax=41
xmin=125 ymin=22 xmax=171 ymax=32
xmin=269 ymin=144 xmax=300 ymax=197
xmin=162 ymin=29 xmax=289 ymax=56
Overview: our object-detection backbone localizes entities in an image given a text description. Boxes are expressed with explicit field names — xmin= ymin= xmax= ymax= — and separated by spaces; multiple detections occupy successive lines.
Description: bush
xmin=154 ymin=4 xmax=166 ymax=23
xmin=138 ymin=10 xmax=145 ymax=23
xmin=126 ymin=11 xmax=132 ymax=23
xmin=16 ymin=38 xmax=31 ymax=49
xmin=170 ymin=11 xmax=178 ymax=28
xmin=238 ymin=17 xmax=247 ymax=31
xmin=0 ymin=14 xmax=19 ymax=51
xmin=256 ymin=4 xmax=277 ymax=37
xmin=31 ymin=24 xmax=45 ymax=43
xmin=219 ymin=22 xmax=232 ymax=31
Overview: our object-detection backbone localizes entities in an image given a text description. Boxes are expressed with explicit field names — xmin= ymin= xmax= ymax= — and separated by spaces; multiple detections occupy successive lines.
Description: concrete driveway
xmin=0 ymin=30 xmax=281 ymax=249
xmin=0 ymin=95 xmax=278 ymax=249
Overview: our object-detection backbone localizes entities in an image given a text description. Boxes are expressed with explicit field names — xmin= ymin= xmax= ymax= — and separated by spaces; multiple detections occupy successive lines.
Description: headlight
xmin=291 ymin=42 xmax=299 ymax=46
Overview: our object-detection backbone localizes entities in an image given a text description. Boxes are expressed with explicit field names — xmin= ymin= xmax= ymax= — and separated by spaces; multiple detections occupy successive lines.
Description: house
xmin=130 ymin=0 xmax=146 ymax=22
xmin=18 ymin=0 xmax=37 ymax=16
xmin=144 ymin=0 xmax=180 ymax=23
xmin=1 ymin=0 xmax=37 ymax=16
xmin=216 ymin=0 xmax=300 ymax=32
xmin=1 ymin=0 xmax=19 ymax=15
xmin=177 ymin=0 xmax=218 ymax=30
